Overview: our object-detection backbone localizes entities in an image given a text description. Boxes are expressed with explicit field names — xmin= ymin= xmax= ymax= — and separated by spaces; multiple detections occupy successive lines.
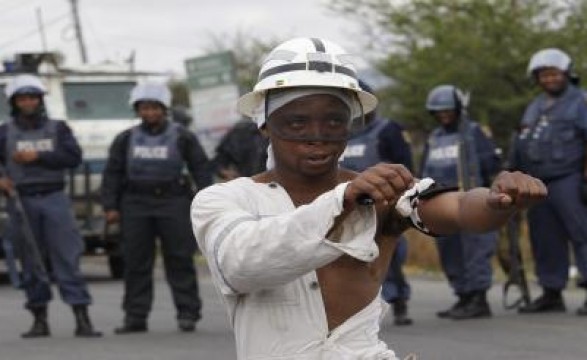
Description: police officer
xmin=339 ymin=80 xmax=414 ymax=326
xmin=0 ymin=74 xmax=101 ymax=338
xmin=511 ymin=48 xmax=587 ymax=315
xmin=214 ymin=118 xmax=268 ymax=180
xmin=102 ymin=83 xmax=212 ymax=333
xmin=421 ymin=85 xmax=500 ymax=320
xmin=171 ymin=106 xmax=192 ymax=127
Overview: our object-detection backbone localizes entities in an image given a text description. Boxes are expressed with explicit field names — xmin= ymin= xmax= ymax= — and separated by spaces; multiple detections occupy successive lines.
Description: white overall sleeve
xmin=191 ymin=182 xmax=378 ymax=295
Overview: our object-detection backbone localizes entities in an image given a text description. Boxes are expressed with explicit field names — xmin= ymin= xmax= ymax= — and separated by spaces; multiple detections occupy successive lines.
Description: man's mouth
xmin=305 ymin=153 xmax=333 ymax=166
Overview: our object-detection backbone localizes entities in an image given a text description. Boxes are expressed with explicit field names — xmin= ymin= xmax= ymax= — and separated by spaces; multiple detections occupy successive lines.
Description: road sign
xmin=188 ymin=84 xmax=241 ymax=157
xmin=185 ymin=52 xmax=236 ymax=90
xmin=185 ymin=51 xmax=241 ymax=157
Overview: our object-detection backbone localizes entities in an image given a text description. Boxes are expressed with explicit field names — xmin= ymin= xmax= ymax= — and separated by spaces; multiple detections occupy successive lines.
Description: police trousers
xmin=436 ymin=231 xmax=497 ymax=294
xmin=8 ymin=190 xmax=91 ymax=309
xmin=120 ymin=194 xmax=201 ymax=321
xmin=527 ymin=172 xmax=587 ymax=289
xmin=381 ymin=236 xmax=411 ymax=302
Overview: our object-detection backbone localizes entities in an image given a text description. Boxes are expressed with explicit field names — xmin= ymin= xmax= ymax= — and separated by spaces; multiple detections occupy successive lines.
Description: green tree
xmin=329 ymin=0 xmax=587 ymax=151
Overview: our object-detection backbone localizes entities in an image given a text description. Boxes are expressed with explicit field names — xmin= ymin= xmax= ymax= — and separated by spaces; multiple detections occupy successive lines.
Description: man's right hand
xmin=344 ymin=163 xmax=414 ymax=208
xmin=105 ymin=210 xmax=121 ymax=224
xmin=0 ymin=177 xmax=14 ymax=194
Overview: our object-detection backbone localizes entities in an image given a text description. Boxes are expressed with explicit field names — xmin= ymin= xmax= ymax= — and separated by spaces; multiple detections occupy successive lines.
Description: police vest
xmin=6 ymin=118 xmax=64 ymax=186
xmin=516 ymin=86 xmax=586 ymax=180
xmin=422 ymin=122 xmax=481 ymax=188
xmin=126 ymin=122 xmax=183 ymax=183
xmin=339 ymin=119 xmax=388 ymax=171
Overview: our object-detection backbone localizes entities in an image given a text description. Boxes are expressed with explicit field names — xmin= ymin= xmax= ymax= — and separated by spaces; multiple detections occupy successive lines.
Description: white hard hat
xmin=129 ymin=83 xmax=172 ymax=108
xmin=237 ymin=37 xmax=377 ymax=119
xmin=527 ymin=48 xmax=571 ymax=76
xmin=5 ymin=74 xmax=47 ymax=99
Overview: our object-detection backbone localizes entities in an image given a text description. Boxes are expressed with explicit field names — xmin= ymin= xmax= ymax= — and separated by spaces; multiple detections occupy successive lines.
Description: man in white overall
xmin=191 ymin=38 xmax=547 ymax=360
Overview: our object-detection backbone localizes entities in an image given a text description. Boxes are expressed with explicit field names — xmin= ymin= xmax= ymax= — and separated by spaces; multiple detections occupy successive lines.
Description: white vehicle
xmin=0 ymin=62 xmax=156 ymax=171
xmin=0 ymin=55 xmax=165 ymax=279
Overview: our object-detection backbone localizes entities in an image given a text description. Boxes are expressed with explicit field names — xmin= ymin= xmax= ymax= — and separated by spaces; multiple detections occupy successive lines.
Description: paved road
xmin=1 ymin=259 xmax=586 ymax=360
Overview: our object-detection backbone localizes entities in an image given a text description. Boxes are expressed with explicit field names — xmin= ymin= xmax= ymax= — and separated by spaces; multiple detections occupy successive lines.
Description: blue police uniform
xmin=340 ymin=119 xmax=389 ymax=171
xmin=512 ymin=85 xmax=587 ymax=291
xmin=102 ymin=120 xmax=212 ymax=330
xmin=340 ymin=118 xmax=413 ymax=304
xmin=0 ymin=117 xmax=91 ymax=309
xmin=422 ymin=121 xmax=500 ymax=296
xmin=214 ymin=119 xmax=268 ymax=177
xmin=127 ymin=122 xmax=183 ymax=182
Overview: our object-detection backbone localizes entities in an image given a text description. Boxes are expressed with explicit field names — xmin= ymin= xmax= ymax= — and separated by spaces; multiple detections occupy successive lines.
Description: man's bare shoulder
xmin=251 ymin=171 xmax=272 ymax=184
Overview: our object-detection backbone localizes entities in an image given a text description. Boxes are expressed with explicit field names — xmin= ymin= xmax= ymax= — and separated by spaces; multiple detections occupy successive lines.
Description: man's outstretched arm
xmin=418 ymin=171 xmax=547 ymax=235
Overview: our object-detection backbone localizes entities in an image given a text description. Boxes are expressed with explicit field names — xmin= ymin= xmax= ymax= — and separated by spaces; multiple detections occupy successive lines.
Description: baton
xmin=6 ymin=187 xmax=49 ymax=283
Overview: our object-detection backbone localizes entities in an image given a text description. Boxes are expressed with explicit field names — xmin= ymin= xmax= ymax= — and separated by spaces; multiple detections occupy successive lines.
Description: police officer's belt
xmin=126 ymin=180 xmax=189 ymax=197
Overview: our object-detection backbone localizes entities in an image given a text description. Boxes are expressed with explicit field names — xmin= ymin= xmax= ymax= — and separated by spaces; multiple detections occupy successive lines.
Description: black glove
xmin=581 ymin=179 xmax=587 ymax=205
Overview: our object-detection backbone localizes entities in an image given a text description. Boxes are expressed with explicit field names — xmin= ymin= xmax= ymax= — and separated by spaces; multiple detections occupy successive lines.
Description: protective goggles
xmin=266 ymin=115 xmax=353 ymax=142
xmin=264 ymin=88 xmax=364 ymax=142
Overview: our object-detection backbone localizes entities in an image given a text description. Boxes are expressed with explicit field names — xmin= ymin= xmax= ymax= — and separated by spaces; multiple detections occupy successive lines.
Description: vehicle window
xmin=63 ymin=82 xmax=135 ymax=120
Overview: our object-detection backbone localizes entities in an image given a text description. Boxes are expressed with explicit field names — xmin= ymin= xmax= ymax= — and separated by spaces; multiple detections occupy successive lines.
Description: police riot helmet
xmin=527 ymin=48 xmax=572 ymax=77
xmin=5 ymin=74 xmax=47 ymax=117
xmin=129 ymin=83 xmax=172 ymax=109
xmin=425 ymin=85 xmax=465 ymax=113
xmin=5 ymin=74 xmax=47 ymax=99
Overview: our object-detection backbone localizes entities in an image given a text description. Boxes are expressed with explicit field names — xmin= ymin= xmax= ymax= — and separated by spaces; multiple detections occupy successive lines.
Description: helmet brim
xmin=426 ymin=106 xmax=457 ymax=112
xmin=11 ymin=87 xmax=45 ymax=98
xmin=237 ymin=85 xmax=378 ymax=117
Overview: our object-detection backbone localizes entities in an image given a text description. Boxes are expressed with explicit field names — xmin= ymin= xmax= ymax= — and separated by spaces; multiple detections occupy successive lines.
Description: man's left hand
xmin=487 ymin=171 xmax=547 ymax=210
xmin=12 ymin=150 xmax=39 ymax=164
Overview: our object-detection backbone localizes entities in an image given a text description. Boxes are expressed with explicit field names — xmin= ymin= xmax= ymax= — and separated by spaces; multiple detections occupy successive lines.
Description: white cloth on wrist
xmin=395 ymin=177 xmax=436 ymax=234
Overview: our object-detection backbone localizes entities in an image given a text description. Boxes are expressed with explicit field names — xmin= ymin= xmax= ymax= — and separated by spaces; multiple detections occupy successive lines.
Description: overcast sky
xmin=0 ymin=0 xmax=364 ymax=76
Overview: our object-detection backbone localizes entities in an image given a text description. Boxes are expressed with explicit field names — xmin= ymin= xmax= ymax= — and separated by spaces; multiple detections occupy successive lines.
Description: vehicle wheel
xmin=108 ymin=255 xmax=125 ymax=279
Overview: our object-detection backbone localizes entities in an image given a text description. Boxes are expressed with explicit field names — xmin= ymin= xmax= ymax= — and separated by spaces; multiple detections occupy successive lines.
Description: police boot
xmin=114 ymin=316 xmax=148 ymax=334
xmin=392 ymin=299 xmax=413 ymax=326
xmin=436 ymin=293 xmax=470 ymax=319
xmin=21 ymin=306 xmax=50 ymax=338
xmin=518 ymin=288 xmax=566 ymax=314
xmin=72 ymin=305 xmax=102 ymax=337
xmin=450 ymin=290 xmax=492 ymax=320
xmin=178 ymin=318 xmax=196 ymax=332
xmin=177 ymin=312 xmax=201 ymax=333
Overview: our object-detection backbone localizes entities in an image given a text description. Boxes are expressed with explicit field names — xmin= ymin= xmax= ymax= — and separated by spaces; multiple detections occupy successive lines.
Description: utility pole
xmin=69 ymin=0 xmax=88 ymax=63
xmin=36 ymin=7 xmax=48 ymax=51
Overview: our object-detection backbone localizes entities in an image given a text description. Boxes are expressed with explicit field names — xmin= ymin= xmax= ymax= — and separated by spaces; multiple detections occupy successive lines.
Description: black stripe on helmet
xmin=258 ymin=62 xmax=356 ymax=82
xmin=310 ymin=38 xmax=326 ymax=52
